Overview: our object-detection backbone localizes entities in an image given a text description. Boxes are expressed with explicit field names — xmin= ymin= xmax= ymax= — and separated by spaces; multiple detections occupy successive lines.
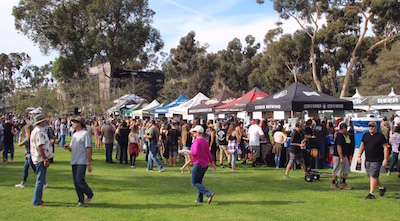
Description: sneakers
xmin=284 ymin=174 xmax=290 ymax=179
xmin=340 ymin=183 xmax=352 ymax=190
xmin=241 ymin=161 xmax=247 ymax=165
xmin=76 ymin=202 xmax=84 ymax=207
xmin=364 ymin=193 xmax=375 ymax=199
xmin=387 ymin=171 xmax=391 ymax=176
xmin=15 ymin=183 xmax=25 ymax=188
xmin=379 ymin=187 xmax=386 ymax=196
xmin=43 ymin=182 xmax=49 ymax=188
xmin=228 ymin=163 xmax=232 ymax=169
xmin=220 ymin=164 xmax=225 ymax=169
xmin=331 ymin=183 xmax=338 ymax=189
xmin=158 ymin=168 xmax=165 ymax=173
xmin=252 ymin=163 xmax=257 ymax=168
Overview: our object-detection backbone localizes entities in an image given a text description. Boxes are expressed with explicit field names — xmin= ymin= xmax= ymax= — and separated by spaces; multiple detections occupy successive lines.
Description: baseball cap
xmin=368 ymin=121 xmax=377 ymax=127
xmin=190 ymin=125 xmax=204 ymax=134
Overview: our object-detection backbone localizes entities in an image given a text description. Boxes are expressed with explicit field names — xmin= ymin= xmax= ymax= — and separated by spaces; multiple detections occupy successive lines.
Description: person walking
xmin=358 ymin=121 xmax=390 ymax=199
xmin=3 ymin=118 xmax=17 ymax=163
xmin=284 ymin=122 xmax=308 ymax=179
xmin=217 ymin=122 xmax=229 ymax=168
xmin=64 ymin=116 xmax=94 ymax=207
xmin=145 ymin=120 xmax=164 ymax=172
xmin=30 ymin=114 xmax=53 ymax=206
xmin=388 ymin=126 xmax=400 ymax=176
xmin=128 ymin=125 xmax=141 ymax=168
xmin=331 ymin=123 xmax=351 ymax=189
xmin=167 ymin=121 xmax=181 ymax=167
xmin=179 ymin=123 xmax=192 ymax=174
xmin=190 ymin=125 xmax=216 ymax=204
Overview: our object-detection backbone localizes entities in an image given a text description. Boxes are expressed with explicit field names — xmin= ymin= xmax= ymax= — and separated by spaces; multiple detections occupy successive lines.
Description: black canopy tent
xmin=247 ymin=82 xmax=353 ymax=112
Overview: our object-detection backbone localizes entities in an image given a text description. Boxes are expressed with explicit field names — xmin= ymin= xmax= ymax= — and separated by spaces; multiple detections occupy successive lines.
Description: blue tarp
xmin=155 ymin=94 xmax=189 ymax=114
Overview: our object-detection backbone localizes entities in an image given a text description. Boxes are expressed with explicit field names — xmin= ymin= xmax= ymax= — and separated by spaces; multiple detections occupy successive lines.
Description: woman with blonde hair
xmin=179 ymin=123 xmax=192 ymax=174
xmin=94 ymin=121 xmax=102 ymax=150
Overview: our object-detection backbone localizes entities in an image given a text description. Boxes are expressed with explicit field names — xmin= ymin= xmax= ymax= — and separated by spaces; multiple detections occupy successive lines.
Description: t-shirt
xmin=273 ymin=131 xmax=285 ymax=144
xmin=333 ymin=132 xmax=346 ymax=157
xmin=314 ymin=124 xmax=328 ymax=143
xmin=149 ymin=125 xmax=159 ymax=143
xmin=217 ymin=129 xmax=228 ymax=145
xmin=168 ymin=129 xmax=181 ymax=146
xmin=389 ymin=133 xmax=400 ymax=153
xmin=129 ymin=134 xmax=140 ymax=144
xmin=70 ymin=130 xmax=91 ymax=165
xmin=248 ymin=124 xmax=264 ymax=146
xmin=30 ymin=126 xmax=53 ymax=164
xmin=0 ymin=123 xmax=4 ymax=142
xmin=60 ymin=124 xmax=67 ymax=136
xmin=290 ymin=129 xmax=304 ymax=154
xmin=361 ymin=132 xmax=388 ymax=162
xmin=3 ymin=122 xmax=14 ymax=146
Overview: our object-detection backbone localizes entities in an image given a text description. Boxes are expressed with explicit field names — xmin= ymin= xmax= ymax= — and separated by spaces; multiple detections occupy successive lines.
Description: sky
xmin=0 ymin=0 xmax=300 ymax=68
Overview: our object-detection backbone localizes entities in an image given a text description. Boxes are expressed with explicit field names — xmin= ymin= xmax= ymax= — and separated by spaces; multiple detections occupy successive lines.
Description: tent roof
xmin=155 ymin=94 xmax=189 ymax=114
xmin=188 ymin=90 xmax=237 ymax=114
xmin=215 ymin=87 xmax=268 ymax=113
xmin=131 ymin=99 xmax=160 ymax=116
xmin=247 ymin=82 xmax=353 ymax=112
xmin=169 ymin=92 xmax=209 ymax=116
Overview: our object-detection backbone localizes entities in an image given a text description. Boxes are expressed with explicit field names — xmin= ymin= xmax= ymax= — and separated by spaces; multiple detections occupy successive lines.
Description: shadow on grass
xmin=216 ymin=200 xmax=304 ymax=206
xmin=43 ymin=201 xmax=199 ymax=209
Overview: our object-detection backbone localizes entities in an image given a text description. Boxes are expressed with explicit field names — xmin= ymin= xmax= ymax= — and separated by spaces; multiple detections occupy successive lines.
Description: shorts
xmin=332 ymin=156 xmax=351 ymax=176
xmin=288 ymin=152 xmax=305 ymax=165
xmin=219 ymin=145 xmax=229 ymax=157
xmin=169 ymin=145 xmax=178 ymax=158
xmin=250 ymin=146 xmax=260 ymax=158
xmin=365 ymin=161 xmax=382 ymax=178
xmin=182 ymin=146 xmax=190 ymax=151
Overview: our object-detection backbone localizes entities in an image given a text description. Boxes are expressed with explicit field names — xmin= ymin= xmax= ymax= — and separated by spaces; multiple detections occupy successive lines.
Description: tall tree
xmin=359 ymin=42 xmax=400 ymax=96
xmin=13 ymin=0 xmax=163 ymax=80
xmin=269 ymin=0 xmax=329 ymax=92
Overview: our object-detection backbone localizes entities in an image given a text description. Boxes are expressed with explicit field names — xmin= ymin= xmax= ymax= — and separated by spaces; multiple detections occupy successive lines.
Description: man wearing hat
xmin=358 ymin=121 xmax=389 ymax=199
xmin=64 ymin=116 xmax=94 ymax=207
xmin=30 ymin=114 xmax=53 ymax=206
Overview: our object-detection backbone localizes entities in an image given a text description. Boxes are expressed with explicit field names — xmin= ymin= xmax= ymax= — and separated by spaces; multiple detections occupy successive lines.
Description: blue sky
xmin=0 ymin=0 xmax=299 ymax=67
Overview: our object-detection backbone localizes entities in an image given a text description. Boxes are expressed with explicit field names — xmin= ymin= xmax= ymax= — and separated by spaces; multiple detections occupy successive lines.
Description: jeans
xmin=274 ymin=154 xmax=280 ymax=168
xmin=105 ymin=143 xmax=113 ymax=163
xmin=58 ymin=134 xmax=66 ymax=147
xmin=22 ymin=155 xmax=37 ymax=183
xmin=147 ymin=141 xmax=163 ymax=170
xmin=72 ymin=165 xmax=94 ymax=203
xmin=388 ymin=151 xmax=400 ymax=173
xmin=314 ymin=141 xmax=326 ymax=169
xmin=32 ymin=162 xmax=46 ymax=205
xmin=231 ymin=152 xmax=237 ymax=166
xmin=191 ymin=164 xmax=212 ymax=202
xmin=3 ymin=144 xmax=14 ymax=161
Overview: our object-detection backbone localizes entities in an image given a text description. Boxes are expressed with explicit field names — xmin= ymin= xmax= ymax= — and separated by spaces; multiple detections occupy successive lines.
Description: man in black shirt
xmin=358 ymin=121 xmax=389 ymax=199
xmin=168 ymin=122 xmax=181 ymax=167
xmin=331 ymin=123 xmax=351 ymax=189
xmin=284 ymin=122 xmax=307 ymax=179
xmin=217 ymin=122 xmax=229 ymax=168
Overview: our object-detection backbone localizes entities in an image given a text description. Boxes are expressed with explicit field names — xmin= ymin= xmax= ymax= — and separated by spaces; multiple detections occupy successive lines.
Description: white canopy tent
xmin=131 ymin=99 xmax=160 ymax=118
xmin=168 ymin=92 xmax=209 ymax=119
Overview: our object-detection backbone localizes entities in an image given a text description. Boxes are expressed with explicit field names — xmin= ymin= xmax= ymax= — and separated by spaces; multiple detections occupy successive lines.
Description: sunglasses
xmin=368 ymin=125 xmax=375 ymax=128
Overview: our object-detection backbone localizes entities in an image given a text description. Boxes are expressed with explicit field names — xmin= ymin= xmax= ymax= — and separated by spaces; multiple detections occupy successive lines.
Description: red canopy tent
xmin=214 ymin=87 xmax=268 ymax=113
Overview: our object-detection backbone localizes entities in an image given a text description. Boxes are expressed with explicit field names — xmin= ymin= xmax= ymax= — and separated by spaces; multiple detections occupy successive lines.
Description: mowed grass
xmin=1 ymin=138 xmax=400 ymax=221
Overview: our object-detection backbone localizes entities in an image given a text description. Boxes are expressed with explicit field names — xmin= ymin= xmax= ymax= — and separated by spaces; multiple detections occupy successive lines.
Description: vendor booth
xmin=188 ymin=90 xmax=237 ymax=121
xmin=131 ymin=99 xmax=160 ymax=118
xmin=154 ymin=94 xmax=189 ymax=117
xmin=168 ymin=92 xmax=209 ymax=120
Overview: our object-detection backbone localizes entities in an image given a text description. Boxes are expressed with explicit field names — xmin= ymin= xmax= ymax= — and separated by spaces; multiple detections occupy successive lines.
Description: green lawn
xmin=1 ymin=138 xmax=399 ymax=221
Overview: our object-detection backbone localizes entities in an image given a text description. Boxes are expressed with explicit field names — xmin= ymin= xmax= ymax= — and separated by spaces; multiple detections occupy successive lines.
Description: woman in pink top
xmin=190 ymin=125 xmax=217 ymax=204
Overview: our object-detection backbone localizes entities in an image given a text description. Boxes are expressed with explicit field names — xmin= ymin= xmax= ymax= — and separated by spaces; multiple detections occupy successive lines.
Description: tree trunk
xmin=340 ymin=12 xmax=370 ymax=98
xmin=329 ymin=66 xmax=337 ymax=97
xmin=311 ymin=34 xmax=322 ymax=91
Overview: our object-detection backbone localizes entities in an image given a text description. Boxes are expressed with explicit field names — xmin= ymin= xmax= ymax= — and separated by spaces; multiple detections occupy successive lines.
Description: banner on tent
xmin=218 ymin=114 xmax=225 ymax=119
xmin=253 ymin=111 xmax=262 ymax=119
xmin=207 ymin=113 xmax=215 ymax=120
xmin=273 ymin=111 xmax=285 ymax=120
xmin=237 ymin=111 xmax=246 ymax=119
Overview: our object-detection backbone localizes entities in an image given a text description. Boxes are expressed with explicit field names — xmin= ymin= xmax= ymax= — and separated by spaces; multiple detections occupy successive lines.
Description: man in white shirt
xmin=30 ymin=114 xmax=53 ymax=206
xmin=64 ymin=116 xmax=94 ymax=207
xmin=248 ymin=119 xmax=265 ymax=167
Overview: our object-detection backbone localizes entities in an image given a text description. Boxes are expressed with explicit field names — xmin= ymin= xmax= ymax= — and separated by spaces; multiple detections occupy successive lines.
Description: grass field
xmin=1 ymin=138 xmax=399 ymax=221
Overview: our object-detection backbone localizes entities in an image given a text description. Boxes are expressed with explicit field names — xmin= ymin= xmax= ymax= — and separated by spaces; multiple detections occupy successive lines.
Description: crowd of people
xmin=1 ymin=113 xmax=399 ymax=204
